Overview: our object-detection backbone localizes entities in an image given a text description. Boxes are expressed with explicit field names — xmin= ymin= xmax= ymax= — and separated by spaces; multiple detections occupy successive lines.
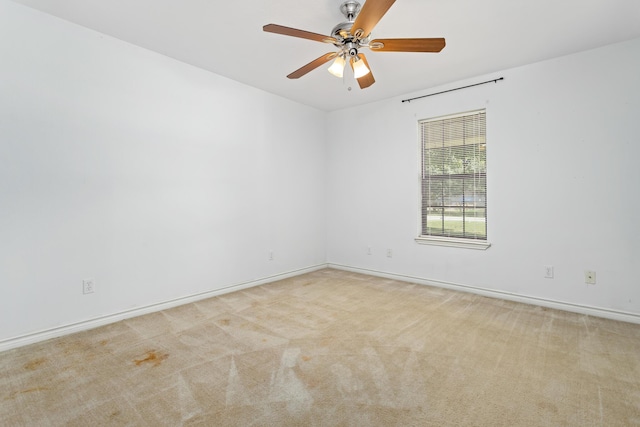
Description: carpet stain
xmin=23 ymin=358 xmax=47 ymax=371
xmin=302 ymin=355 xmax=312 ymax=362
xmin=219 ymin=319 xmax=230 ymax=326
xmin=537 ymin=400 xmax=559 ymax=414
xmin=5 ymin=387 xmax=49 ymax=400
xmin=133 ymin=350 xmax=169 ymax=367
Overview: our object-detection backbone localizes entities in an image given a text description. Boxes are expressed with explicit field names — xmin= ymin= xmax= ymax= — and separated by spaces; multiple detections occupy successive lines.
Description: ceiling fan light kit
xmin=351 ymin=55 xmax=371 ymax=78
xmin=327 ymin=55 xmax=347 ymax=78
xmin=263 ymin=0 xmax=445 ymax=90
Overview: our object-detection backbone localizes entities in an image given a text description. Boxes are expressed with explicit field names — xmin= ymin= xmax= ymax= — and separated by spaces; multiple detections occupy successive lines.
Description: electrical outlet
xmin=83 ymin=279 xmax=95 ymax=294
xmin=585 ymin=270 xmax=596 ymax=285
xmin=386 ymin=249 xmax=392 ymax=258
xmin=544 ymin=265 xmax=554 ymax=279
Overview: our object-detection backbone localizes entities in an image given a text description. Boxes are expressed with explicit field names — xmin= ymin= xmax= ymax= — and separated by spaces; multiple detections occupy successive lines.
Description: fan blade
xmin=287 ymin=52 xmax=337 ymax=79
xmin=263 ymin=24 xmax=337 ymax=44
xmin=369 ymin=38 xmax=446 ymax=52
xmin=351 ymin=0 xmax=396 ymax=38
xmin=350 ymin=54 xmax=375 ymax=89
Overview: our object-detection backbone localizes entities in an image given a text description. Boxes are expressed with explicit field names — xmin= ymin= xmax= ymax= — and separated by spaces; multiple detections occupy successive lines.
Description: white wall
xmin=2 ymin=0 xmax=639 ymax=349
xmin=327 ymin=37 xmax=640 ymax=318
xmin=0 ymin=1 xmax=326 ymax=344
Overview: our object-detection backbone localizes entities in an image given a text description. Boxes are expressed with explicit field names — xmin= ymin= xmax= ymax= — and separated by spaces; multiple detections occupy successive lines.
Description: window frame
xmin=415 ymin=109 xmax=491 ymax=250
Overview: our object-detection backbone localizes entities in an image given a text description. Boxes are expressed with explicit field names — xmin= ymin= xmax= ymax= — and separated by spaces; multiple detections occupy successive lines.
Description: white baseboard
xmin=328 ymin=263 xmax=640 ymax=325
xmin=0 ymin=264 xmax=328 ymax=353
xmin=5 ymin=262 xmax=637 ymax=353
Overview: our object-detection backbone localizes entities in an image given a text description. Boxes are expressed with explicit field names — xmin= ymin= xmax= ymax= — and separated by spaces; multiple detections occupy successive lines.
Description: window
xmin=416 ymin=110 xmax=490 ymax=249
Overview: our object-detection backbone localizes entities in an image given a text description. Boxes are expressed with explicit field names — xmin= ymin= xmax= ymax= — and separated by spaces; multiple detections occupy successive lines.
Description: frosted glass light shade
xmin=328 ymin=56 xmax=346 ymax=78
xmin=352 ymin=56 xmax=370 ymax=78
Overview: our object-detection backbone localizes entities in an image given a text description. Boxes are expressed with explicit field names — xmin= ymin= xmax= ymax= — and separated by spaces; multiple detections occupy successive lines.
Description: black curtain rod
xmin=401 ymin=77 xmax=504 ymax=103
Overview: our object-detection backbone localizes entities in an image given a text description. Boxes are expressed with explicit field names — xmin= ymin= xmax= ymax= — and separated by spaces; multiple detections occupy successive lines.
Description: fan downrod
xmin=339 ymin=1 xmax=361 ymax=21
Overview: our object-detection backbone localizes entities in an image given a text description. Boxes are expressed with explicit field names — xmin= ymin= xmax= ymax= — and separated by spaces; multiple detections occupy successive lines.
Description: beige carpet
xmin=1 ymin=268 xmax=639 ymax=426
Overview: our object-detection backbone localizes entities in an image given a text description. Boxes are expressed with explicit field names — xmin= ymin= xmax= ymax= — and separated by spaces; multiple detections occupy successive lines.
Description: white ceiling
xmin=9 ymin=0 xmax=640 ymax=111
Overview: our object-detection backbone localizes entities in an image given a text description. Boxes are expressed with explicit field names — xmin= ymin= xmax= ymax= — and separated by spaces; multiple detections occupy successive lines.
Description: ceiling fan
xmin=263 ymin=0 xmax=445 ymax=89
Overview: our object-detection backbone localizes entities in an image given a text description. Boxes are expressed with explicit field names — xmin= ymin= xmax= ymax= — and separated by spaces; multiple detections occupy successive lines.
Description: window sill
xmin=415 ymin=236 xmax=491 ymax=250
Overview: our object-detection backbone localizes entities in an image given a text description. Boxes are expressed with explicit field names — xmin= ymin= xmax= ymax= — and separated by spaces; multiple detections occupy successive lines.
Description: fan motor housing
xmin=331 ymin=23 xmax=370 ymax=49
xmin=331 ymin=21 xmax=353 ymax=42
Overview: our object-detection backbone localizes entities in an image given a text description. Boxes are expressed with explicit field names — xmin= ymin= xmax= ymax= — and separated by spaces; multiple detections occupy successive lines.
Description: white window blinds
xmin=420 ymin=110 xmax=487 ymax=240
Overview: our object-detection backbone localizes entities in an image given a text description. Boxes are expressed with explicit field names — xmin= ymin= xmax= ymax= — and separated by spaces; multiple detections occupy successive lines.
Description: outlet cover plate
xmin=83 ymin=279 xmax=95 ymax=294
